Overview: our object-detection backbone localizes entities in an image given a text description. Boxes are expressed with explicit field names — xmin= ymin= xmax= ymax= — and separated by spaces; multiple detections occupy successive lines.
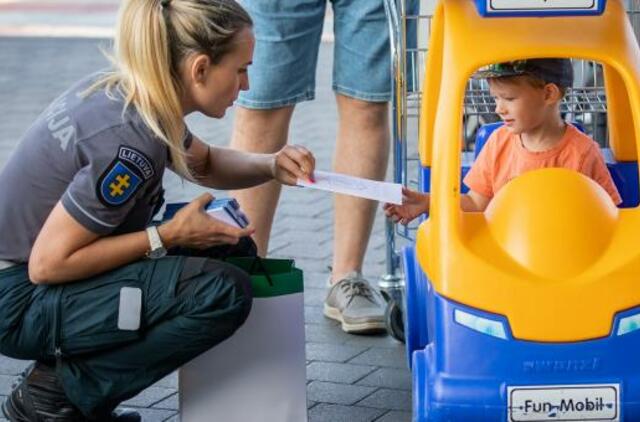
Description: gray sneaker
xmin=324 ymin=272 xmax=387 ymax=334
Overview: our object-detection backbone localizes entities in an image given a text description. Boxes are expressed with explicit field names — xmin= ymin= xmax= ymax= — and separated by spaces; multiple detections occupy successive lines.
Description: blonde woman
xmin=0 ymin=0 xmax=315 ymax=420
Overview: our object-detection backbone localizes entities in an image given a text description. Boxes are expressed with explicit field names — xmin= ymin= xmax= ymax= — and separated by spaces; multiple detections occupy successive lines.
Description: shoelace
xmin=339 ymin=278 xmax=378 ymax=306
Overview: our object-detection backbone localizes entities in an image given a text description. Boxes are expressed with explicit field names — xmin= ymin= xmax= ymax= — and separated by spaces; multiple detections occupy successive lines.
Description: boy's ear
xmin=543 ymin=83 xmax=562 ymax=103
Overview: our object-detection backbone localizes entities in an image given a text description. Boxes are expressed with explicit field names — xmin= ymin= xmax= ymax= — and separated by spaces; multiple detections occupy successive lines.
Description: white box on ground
xmin=179 ymin=292 xmax=307 ymax=422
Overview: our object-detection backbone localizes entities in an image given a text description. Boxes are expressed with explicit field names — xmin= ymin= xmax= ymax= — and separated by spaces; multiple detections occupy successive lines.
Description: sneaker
xmin=324 ymin=272 xmax=387 ymax=334
xmin=2 ymin=361 xmax=140 ymax=422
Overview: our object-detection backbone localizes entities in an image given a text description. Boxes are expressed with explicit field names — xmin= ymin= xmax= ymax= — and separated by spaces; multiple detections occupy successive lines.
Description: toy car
xmin=401 ymin=0 xmax=640 ymax=420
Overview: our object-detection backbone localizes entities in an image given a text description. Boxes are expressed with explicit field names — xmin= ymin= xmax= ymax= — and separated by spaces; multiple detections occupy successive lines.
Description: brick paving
xmin=0 ymin=36 xmax=411 ymax=421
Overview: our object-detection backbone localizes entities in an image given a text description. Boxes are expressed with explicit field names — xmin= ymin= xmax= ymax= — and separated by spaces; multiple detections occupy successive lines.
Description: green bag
xmin=225 ymin=257 xmax=304 ymax=298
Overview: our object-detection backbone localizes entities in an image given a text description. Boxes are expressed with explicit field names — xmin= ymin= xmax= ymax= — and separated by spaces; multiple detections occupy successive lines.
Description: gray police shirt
xmin=0 ymin=74 xmax=189 ymax=262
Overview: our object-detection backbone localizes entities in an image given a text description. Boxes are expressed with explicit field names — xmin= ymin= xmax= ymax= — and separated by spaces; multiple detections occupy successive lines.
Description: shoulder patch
xmin=118 ymin=146 xmax=155 ymax=180
xmin=97 ymin=160 xmax=144 ymax=207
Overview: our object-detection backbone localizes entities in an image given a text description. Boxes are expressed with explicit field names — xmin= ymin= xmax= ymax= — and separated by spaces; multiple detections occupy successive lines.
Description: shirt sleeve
xmin=580 ymin=143 xmax=622 ymax=205
xmin=463 ymin=132 xmax=497 ymax=198
xmin=61 ymin=128 xmax=158 ymax=235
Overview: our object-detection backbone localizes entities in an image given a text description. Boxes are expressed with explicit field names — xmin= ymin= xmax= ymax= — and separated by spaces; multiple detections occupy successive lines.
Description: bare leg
xmin=331 ymin=94 xmax=389 ymax=283
xmin=230 ymin=106 xmax=295 ymax=256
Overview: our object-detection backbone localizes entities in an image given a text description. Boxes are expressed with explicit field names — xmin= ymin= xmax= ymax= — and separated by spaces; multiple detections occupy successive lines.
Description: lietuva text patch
xmin=118 ymin=146 xmax=155 ymax=180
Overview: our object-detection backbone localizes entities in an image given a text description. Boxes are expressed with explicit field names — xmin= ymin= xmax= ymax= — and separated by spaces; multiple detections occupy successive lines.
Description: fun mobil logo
xmin=508 ymin=384 xmax=619 ymax=421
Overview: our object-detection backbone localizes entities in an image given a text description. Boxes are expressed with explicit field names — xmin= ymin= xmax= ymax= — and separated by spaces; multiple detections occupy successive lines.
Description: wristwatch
xmin=146 ymin=226 xmax=167 ymax=259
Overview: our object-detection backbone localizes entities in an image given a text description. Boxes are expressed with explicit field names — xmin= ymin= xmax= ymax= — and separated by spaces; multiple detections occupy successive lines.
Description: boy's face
xmin=488 ymin=77 xmax=557 ymax=135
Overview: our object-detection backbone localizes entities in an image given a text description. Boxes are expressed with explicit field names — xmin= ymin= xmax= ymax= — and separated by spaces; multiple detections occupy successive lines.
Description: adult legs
xmin=321 ymin=95 xmax=390 ymax=333
xmin=229 ymin=106 xmax=295 ymax=256
xmin=331 ymin=94 xmax=389 ymax=283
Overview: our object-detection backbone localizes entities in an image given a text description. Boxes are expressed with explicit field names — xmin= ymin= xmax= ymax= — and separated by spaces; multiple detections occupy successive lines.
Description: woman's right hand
xmin=159 ymin=193 xmax=255 ymax=249
xmin=383 ymin=187 xmax=430 ymax=226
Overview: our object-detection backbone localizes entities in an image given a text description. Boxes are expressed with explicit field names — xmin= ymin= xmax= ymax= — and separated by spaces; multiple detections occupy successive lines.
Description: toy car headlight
xmin=454 ymin=309 xmax=507 ymax=339
xmin=616 ymin=313 xmax=640 ymax=336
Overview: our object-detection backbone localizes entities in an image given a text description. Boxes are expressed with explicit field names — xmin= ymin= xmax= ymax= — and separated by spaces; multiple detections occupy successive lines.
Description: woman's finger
xmin=283 ymin=146 xmax=314 ymax=181
xmin=294 ymin=145 xmax=316 ymax=175
xmin=193 ymin=192 xmax=215 ymax=210
xmin=297 ymin=146 xmax=316 ymax=181
xmin=206 ymin=218 xmax=255 ymax=240
xmin=277 ymin=154 xmax=306 ymax=184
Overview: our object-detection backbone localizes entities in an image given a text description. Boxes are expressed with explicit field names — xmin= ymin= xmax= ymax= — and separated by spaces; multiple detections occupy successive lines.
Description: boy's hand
xmin=383 ymin=187 xmax=429 ymax=225
xmin=272 ymin=145 xmax=316 ymax=186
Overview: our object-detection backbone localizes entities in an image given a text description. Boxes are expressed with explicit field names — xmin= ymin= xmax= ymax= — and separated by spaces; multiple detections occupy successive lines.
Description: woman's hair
xmin=86 ymin=0 xmax=252 ymax=176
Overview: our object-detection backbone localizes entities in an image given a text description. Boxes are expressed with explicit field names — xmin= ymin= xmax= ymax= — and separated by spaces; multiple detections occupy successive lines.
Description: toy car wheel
xmin=385 ymin=299 xmax=405 ymax=343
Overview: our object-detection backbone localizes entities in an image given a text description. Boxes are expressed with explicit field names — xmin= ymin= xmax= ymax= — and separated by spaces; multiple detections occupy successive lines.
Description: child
xmin=384 ymin=58 xmax=621 ymax=225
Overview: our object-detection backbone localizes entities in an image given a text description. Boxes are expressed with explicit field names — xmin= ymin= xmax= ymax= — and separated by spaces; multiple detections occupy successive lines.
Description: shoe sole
xmin=323 ymin=304 xmax=387 ymax=334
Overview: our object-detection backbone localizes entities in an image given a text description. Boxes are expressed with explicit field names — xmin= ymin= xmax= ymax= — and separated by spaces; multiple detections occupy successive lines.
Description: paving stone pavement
xmin=0 ymin=37 xmax=412 ymax=422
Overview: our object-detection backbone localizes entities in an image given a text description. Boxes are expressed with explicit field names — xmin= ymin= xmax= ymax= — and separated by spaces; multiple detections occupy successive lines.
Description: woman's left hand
xmin=272 ymin=145 xmax=316 ymax=186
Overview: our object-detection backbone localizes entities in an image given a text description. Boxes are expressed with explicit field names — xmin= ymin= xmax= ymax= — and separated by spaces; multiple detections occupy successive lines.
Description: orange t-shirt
xmin=463 ymin=124 xmax=622 ymax=205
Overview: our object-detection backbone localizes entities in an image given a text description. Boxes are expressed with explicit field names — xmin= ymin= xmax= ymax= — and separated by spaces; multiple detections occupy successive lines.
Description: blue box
xmin=163 ymin=198 xmax=249 ymax=228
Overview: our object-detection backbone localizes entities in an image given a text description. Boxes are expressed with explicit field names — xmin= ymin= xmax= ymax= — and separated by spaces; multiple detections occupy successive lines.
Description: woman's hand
xmin=271 ymin=145 xmax=316 ymax=185
xmin=383 ymin=187 xmax=430 ymax=225
xmin=159 ymin=193 xmax=255 ymax=249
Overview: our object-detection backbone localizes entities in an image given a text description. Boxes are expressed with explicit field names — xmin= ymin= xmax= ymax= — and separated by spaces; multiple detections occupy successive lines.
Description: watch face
xmin=148 ymin=247 xmax=167 ymax=259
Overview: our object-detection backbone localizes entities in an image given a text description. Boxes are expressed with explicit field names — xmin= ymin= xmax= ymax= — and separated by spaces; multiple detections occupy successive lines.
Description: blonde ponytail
xmin=86 ymin=0 xmax=252 ymax=177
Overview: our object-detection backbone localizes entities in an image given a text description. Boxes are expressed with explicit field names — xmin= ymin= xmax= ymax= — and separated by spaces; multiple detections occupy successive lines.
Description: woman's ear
xmin=191 ymin=54 xmax=212 ymax=86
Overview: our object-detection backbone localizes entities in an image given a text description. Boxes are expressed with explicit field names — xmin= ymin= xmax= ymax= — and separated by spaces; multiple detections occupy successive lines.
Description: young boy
xmin=384 ymin=58 xmax=621 ymax=225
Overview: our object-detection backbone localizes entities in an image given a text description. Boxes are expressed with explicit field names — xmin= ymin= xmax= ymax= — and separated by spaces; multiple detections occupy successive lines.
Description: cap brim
xmin=471 ymin=69 xmax=523 ymax=80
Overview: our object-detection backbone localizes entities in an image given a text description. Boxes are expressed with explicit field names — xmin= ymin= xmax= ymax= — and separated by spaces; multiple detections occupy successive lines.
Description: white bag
xmin=180 ymin=259 xmax=307 ymax=422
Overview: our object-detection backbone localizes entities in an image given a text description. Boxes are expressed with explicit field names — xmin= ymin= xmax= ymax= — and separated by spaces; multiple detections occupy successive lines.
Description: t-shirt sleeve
xmin=463 ymin=132 xmax=497 ymax=198
xmin=61 ymin=128 xmax=159 ymax=235
xmin=580 ymin=143 xmax=622 ymax=205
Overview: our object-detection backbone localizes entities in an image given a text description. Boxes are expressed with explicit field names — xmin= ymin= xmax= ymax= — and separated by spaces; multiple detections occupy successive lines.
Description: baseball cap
xmin=472 ymin=58 xmax=574 ymax=88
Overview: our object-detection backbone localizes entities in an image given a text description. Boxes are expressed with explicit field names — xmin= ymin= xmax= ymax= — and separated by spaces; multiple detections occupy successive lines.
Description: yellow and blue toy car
xmin=401 ymin=0 xmax=640 ymax=420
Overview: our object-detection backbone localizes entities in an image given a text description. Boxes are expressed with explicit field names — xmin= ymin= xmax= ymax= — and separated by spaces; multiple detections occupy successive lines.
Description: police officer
xmin=0 ymin=0 xmax=315 ymax=421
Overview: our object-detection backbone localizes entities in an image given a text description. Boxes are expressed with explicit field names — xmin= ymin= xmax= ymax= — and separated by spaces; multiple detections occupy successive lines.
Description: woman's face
xmin=183 ymin=27 xmax=255 ymax=118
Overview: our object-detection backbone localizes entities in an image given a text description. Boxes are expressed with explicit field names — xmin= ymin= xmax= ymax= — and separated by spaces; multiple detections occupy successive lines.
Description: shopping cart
xmin=380 ymin=0 xmax=640 ymax=342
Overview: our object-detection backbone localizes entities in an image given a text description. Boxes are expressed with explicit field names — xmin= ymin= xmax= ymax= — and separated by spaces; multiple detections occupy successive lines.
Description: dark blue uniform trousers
xmin=0 ymin=253 xmax=253 ymax=418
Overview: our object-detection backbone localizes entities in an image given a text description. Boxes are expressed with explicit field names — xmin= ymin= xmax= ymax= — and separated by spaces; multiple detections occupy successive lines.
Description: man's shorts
xmin=237 ymin=0 xmax=392 ymax=109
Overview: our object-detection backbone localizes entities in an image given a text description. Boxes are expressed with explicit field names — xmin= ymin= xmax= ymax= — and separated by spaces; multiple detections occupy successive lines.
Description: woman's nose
xmin=240 ymin=75 xmax=250 ymax=91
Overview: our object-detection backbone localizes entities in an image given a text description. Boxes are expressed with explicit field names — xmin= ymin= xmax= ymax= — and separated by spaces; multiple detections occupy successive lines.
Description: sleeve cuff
xmin=463 ymin=177 xmax=493 ymax=199
xmin=62 ymin=192 xmax=116 ymax=236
